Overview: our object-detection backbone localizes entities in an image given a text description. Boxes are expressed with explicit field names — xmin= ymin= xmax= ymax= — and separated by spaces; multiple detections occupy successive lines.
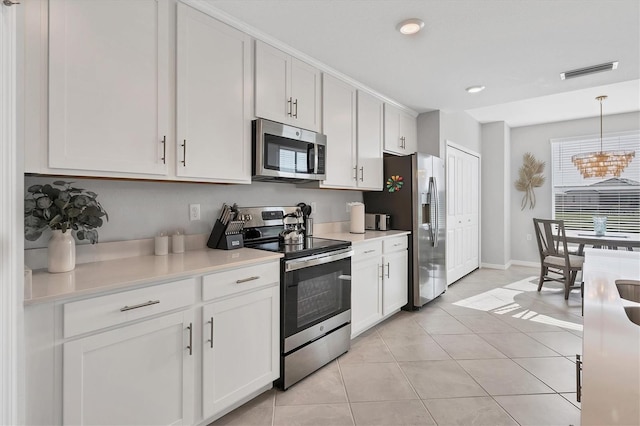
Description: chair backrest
xmin=532 ymin=218 xmax=570 ymax=263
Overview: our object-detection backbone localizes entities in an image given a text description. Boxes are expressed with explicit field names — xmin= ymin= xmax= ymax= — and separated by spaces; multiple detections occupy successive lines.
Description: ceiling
xmin=205 ymin=0 xmax=640 ymax=127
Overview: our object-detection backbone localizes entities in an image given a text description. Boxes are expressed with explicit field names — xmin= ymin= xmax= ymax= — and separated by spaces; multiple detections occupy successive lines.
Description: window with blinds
xmin=551 ymin=131 xmax=640 ymax=233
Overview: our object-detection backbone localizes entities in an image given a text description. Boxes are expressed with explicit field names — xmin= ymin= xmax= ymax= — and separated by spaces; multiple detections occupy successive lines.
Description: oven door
xmin=283 ymin=248 xmax=352 ymax=341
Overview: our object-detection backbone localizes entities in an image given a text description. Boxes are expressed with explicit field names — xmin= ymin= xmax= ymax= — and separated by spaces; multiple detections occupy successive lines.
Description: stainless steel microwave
xmin=252 ymin=119 xmax=326 ymax=183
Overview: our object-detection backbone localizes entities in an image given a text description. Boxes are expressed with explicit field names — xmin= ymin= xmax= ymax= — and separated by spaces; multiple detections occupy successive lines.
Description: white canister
xmin=350 ymin=202 xmax=365 ymax=234
xmin=172 ymin=232 xmax=185 ymax=254
xmin=154 ymin=233 xmax=169 ymax=256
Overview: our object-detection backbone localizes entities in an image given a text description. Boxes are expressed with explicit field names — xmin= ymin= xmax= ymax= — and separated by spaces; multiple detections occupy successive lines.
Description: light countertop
xmin=26 ymin=248 xmax=283 ymax=305
xmin=582 ymin=248 xmax=640 ymax=426
xmin=316 ymin=229 xmax=410 ymax=244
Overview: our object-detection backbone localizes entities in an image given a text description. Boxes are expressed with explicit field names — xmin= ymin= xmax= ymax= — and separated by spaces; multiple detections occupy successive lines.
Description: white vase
xmin=48 ymin=230 xmax=76 ymax=273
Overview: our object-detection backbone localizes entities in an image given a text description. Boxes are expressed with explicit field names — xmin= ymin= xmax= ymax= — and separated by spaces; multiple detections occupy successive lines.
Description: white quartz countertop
xmin=316 ymin=229 xmax=410 ymax=244
xmin=582 ymin=249 xmax=640 ymax=426
xmin=26 ymin=248 xmax=283 ymax=305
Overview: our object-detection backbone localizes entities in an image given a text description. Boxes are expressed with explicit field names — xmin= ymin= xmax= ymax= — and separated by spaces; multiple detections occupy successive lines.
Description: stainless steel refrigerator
xmin=363 ymin=153 xmax=446 ymax=309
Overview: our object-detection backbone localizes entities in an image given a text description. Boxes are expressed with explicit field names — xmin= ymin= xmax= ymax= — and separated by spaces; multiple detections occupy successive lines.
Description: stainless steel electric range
xmin=237 ymin=206 xmax=352 ymax=390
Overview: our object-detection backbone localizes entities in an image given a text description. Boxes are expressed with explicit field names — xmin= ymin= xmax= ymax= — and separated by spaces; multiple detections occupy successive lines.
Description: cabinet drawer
xmin=383 ymin=235 xmax=408 ymax=253
xmin=353 ymin=241 xmax=382 ymax=262
xmin=202 ymin=261 xmax=279 ymax=301
xmin=64 ymin=278 xmax=196 ymax=338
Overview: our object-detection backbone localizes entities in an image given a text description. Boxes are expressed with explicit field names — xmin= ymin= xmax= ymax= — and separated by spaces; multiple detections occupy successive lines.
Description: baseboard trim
xmin=481 ymin=261 xmax=512 ymax=270
xmin=510 ymin=260 xmax=539 ymax=268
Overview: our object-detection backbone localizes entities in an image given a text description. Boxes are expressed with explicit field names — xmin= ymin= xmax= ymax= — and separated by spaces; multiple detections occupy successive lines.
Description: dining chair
xmin=532 ymin=218 xmax=584 ymax=300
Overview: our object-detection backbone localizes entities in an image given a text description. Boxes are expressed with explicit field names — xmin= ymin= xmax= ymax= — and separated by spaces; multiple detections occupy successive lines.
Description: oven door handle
xmin=285 ymin=248 xmax=353 ymax=272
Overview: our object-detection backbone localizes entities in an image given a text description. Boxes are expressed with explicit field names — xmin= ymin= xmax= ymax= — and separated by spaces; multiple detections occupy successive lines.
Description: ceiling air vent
xmin=560 ymin=61 xmax=618 ymax=80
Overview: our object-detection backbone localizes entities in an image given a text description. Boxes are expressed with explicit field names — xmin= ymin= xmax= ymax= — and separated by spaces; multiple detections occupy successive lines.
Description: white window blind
xmin=551 ymin=131 xmax=640 ymax=233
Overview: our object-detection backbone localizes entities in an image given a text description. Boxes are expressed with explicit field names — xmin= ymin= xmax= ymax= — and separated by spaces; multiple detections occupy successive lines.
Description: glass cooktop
xmin=246 ymin=237 xmax=351 ymax=259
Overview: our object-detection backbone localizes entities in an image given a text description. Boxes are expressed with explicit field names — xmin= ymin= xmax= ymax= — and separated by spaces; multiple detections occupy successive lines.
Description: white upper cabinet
xmin=319 ymin=76 xmax=384 ymax=190
xmin=255 ymin=40 xmax=321 ymax=132
xmin=384 ymin=103 xmax=417 ymax=155
xmin=356 ymin=91 xmax=384 ymax=190
xmin=48 ymin=0 xmax=169 ymax=175
xmin=320 ymin=74 xmax=357 ymax=188
xmin=176 ymin=3 xmax=251 ymax=183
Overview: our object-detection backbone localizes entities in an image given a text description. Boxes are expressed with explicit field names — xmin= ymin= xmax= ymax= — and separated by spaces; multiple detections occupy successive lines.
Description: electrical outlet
xmin=189 ymin=204 xmax=200 ymax=221
xmin=346 ymin=202 xmax=351 ymax=213
xmin=310 ymin=202 xmax=317 ymax=216
xmin=526 ymin=234 xmax=532 ymax=241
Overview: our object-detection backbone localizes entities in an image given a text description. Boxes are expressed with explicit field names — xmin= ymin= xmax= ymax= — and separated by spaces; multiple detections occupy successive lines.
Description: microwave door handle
xmin=314 ymin=144 xmax=319 ymax=174
xmin=307 ymin=144 xmax=315 ymax=174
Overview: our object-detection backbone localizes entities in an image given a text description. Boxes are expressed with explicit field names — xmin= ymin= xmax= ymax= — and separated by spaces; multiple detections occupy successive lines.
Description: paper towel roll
xmin=350 ymin=202 xmax=365 ymax=234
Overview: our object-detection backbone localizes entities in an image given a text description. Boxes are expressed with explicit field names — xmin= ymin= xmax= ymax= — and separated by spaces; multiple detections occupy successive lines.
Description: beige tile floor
xmin=212 ymin=266 xmax=583 ymax=426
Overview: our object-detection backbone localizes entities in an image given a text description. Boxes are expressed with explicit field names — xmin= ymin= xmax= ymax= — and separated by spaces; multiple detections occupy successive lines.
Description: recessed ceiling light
xmin=396 ymin=18 xmax=425 ymax=35
xmin=466 ymin=85 xmax=485 ymax=94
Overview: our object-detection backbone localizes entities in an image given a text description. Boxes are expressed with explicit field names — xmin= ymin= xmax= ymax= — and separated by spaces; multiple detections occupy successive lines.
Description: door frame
xmin=1 ymin=1 xmax=23 ymax=424
xmin=445 ymin=140 xmax=482 ymax=283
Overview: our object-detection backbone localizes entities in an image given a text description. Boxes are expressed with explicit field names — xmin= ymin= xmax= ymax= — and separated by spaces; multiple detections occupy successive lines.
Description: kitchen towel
xmin=350 ymin=202 xmax=365 ymax=234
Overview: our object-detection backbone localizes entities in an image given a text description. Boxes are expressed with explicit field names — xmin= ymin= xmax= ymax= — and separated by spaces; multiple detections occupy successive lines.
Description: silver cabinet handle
xmin=181 ymin=139 xmax=187 ymax=167
xmin=293 ymin=99 xmax=298 ymax=118
xmin=363 ymin=249 xmax=376 ymax=254
xmin=379 ymin=264 xmax=384 ymax=279
xmin=186 ymin=323 xmax=193 ymax=355
xmin=160 ymin=135 xmax=166 ymax=164
xmin=576 ymin=354 xmax=582 ymax=402
xmin=236 ymin=276 xmax=260 ymax=284
xmin=386 ymin=262 xmax=390 ymax=278
xmin=359 ymin=166 xmax=364 ymax=181
xmin=353 ymin=166 xmax=358 ymax=180
xmin=208 ymin=317 xmax=214 ymax=349
xmin=120 ymin=300 xmax=159 ymax=312
xmin=3 ymin=0 xmax=21 ymax=6
xmin=287 ymin=97 xmax=293 ymax=117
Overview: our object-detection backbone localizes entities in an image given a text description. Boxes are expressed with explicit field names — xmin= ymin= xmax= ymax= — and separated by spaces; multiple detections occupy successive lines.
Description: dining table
xmin=563 ymin=230 xmax=640 ymax=255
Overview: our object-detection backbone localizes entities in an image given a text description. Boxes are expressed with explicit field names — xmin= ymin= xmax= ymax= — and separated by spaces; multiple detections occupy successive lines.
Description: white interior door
xmin=446 ymin=144 xmax=480 ymax=284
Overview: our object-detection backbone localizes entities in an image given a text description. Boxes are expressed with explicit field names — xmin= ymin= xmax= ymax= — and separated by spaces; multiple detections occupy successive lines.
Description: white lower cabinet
xmin=63 ymin=310 xmax=195 ymax=425
xmin=382 ymin=250 xmax=409 ymax=315
xmin=351 ymin=242 xmax=383 ymax=337
xmin=202 ymin=285 xmax=279 ymax=420
xmin=351 ymin=235 xmax=409 ymax=338
xmin=26 ymin=260 xmax=281 ymax=426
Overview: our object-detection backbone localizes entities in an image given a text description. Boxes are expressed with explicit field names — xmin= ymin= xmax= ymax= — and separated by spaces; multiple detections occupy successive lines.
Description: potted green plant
xmin=24 ymin=181 xmax=109 ymax=272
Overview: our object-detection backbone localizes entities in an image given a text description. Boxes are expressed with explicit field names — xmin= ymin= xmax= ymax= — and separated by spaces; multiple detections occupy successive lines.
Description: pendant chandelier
xmin=571 ymin=95 xmax=635 ymax=179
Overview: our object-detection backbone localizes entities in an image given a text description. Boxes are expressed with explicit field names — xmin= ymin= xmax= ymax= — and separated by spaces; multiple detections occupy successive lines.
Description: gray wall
xmin=417 ymin=110 xmax=481 ymax=157
xmin=24 ymin=177 xmax=363 ymax=249
xmin=417 ymin=110 xmax=441 ymax=156
xmin=441 ymin=110 xmax=481 ymax=154
xmin=481 ymin=121 xmax=511 ymax=266
xmin=510 ymin=111 xmax=640 ymax=263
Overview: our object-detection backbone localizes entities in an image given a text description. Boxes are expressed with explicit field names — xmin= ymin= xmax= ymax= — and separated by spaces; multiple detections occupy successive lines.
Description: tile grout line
xmin=334 ymin=358 xmax=357 ymax=426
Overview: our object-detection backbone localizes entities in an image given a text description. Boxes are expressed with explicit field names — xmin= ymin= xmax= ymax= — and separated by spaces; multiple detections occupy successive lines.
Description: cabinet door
xmin=400 ymin=111 xmax=418 ymax=154
xmin=321 ymin=74 xmax=357 ymax=188
xmin=351 ymin=257 xmax=382 ymax=338
xmin=255 ymin=41 xmax=290 ymax=124
xmin=202 ymin=286 xmax=279 ymax=420
xmin=63 ymin=311 xmax=194 ymax=425
xmin=290 ymin=57 xmax=321 ymax=132
xmin=176 ymin=4 xmax=251 ymax=183
xmin=382 ymin=250 xmax=408 ymax=315
xmin=383 ymin=103 xmax=402 ymax=154
xmin=357 ymin=91 xmax=383 ymax=190
xmin=49 ymin=0 xmax=168 ymax=175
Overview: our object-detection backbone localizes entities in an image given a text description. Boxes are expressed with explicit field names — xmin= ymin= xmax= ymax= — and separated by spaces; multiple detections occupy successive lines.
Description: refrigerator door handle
xmin=430 ymin=177 xmax=438 ymax=248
